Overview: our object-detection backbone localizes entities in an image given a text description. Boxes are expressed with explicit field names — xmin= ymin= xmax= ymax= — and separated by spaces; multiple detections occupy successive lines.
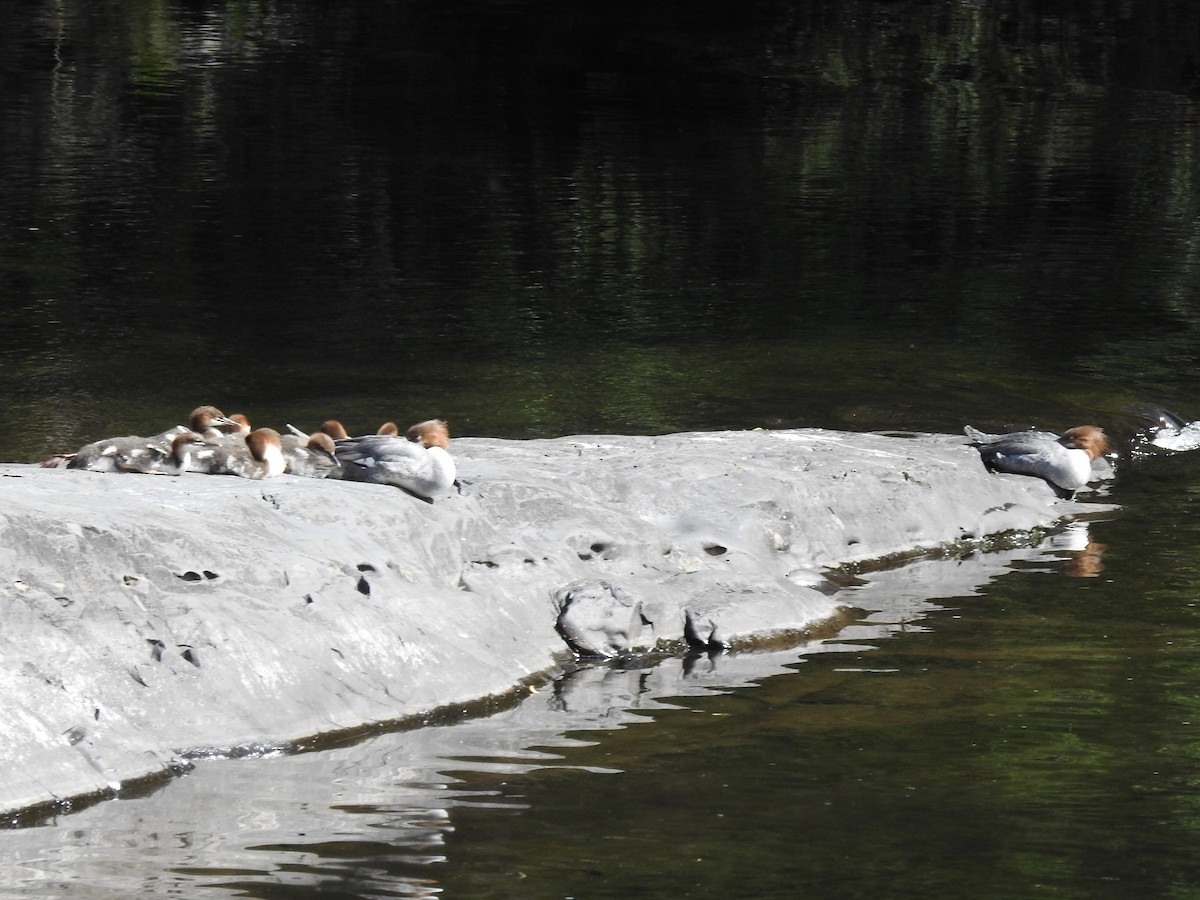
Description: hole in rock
xmin=203 ymin=571 xmax=219 ymax=580
xmin=356 ymin=577 xmax=371 ymax=596
xmin=357 ymin=563 xmax=377 ymax=572
xmin=179 ymin=647 xmax=200 ymax=668
xmin=177 ymin=571 xmax=203 ymax=582
xmin=146 ymin=639 xmax=165 ymax=662
xmin=703 ymin=544 xmax=728 ymax=556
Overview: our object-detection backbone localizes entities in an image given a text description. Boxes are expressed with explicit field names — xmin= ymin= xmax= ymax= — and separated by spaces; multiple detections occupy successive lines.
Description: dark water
xmin=5 ymin=1 xmax=1200 ymax=897
xmin=2 ymin=1 xmax=1200 ymax=459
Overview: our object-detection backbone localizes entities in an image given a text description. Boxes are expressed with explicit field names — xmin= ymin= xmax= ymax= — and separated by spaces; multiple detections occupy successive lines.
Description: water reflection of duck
xmin=964 ymin=424 xmax=1110 ymax=495
xmin=331 ymin=419 xmax=457 ymax=501
xmin=1046 ymin=521 xmax=1106 ymax=578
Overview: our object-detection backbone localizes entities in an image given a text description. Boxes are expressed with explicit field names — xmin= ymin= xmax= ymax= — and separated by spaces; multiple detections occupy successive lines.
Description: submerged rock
xmin=0 ymin=428 xmax=1110 ymax=816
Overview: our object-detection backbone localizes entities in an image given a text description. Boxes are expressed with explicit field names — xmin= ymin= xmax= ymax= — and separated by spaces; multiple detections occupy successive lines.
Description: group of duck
xmin=41 ymin=406 xmax=457 ymax=501
xmin=39 ymin=401 xmax=1123 ymax=503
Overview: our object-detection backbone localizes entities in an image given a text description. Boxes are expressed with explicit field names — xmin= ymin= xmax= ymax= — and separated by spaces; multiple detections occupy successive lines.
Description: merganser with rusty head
xmin=280 ymin=431 xmax=340 ymax=478
xmin=67 ymin=431 xmax=210 ymax=476
xmin=152 ymin=406 xmax=241 ymax=443
xmin=964 ymin=424 xmax=1110 ymax=494
xmin=63 ymin=432 xmax=173 ymax=473
xmin=206 ymin=427 xmax=287 ymax=479
xmin=41 ymin=405 xmax=234 ymax=468
xmin=318 ymin=419 xmax=350 ymax=440
xmin=330 ymin=418 xmax=457 ymax=501
xmin=286 ymin=419 xmax=396 ymax=442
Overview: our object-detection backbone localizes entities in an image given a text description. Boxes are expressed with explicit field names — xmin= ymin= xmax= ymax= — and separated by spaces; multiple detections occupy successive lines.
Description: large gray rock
xmin=0 ymin=428 xmax=1108 ymax=816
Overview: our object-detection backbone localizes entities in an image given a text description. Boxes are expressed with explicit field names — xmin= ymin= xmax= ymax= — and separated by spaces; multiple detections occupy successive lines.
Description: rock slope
xmin=0 ymin=428 xmax=1108 ymax=816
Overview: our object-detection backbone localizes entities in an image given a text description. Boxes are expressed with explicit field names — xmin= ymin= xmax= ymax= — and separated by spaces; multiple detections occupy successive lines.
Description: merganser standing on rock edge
xmin=964 ymin=424 xmax=1110 ymax=496
xmin=331 ymin=418 xmax=457 ymax=502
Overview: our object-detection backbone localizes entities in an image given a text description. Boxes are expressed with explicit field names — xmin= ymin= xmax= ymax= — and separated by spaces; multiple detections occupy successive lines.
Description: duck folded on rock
xmin=329 ymin=418 xmax=457 ymax=502
xmin=65 ymin=431 xmax=211 ymax=475
xmin=279 ymin=431 xmax=340 ymax=479
xmin=964 ymin=424 xmax=1110 ymax=496
xmin=204 ymin=427 xmax=287 ymax=479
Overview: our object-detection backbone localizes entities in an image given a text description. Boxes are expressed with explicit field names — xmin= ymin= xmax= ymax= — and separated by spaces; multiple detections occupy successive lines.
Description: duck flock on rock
xmin=42 ymin=402 xmax=1193 ymax=503
xmin=41 ymin=406 xmax=457 ymax=502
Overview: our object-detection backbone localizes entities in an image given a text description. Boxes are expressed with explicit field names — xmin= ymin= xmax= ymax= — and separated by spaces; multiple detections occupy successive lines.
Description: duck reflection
xmin=1044 ymin=521 xmax=1106 ymax=578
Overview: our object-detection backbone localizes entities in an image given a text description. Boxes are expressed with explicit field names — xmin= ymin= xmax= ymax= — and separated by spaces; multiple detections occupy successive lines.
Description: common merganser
xmin=964 ymin=424 xmax=1110 ymax=494
xmin=226 ymin=413 xmax=252 ymax=436
xmin=331 ymin=418 xmax=457 ymax=501
xmin=65 ymin=433 xmax=168 ymax=473
xmin=280 ymin=432 xmax=340 ymax=478
xmin=285 ymin=419 xmax=351 ymax=442
xmin=207 ymin=427 xmax=287 ymax=479
xmin=117 ymin=432 xmax=212 ymax=476
xmin=43 ymin=406 xmax=236 ymax=468
xmin=152 ymin=406 xmax=240 ymax=443
xmin=184 ymin=411 xmax=255 ymax=473
xmin=67 ymin=431 xmax=210 ymax=476
xmin=290 ymin=419 xmax=396 ymax=441
xmin=322 ymin=419 xmax=350 ymax=440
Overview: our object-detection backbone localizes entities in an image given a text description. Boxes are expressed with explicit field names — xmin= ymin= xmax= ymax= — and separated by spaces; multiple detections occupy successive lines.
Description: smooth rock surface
xmin=0 ymin=428 xmax=1109 ymax=817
